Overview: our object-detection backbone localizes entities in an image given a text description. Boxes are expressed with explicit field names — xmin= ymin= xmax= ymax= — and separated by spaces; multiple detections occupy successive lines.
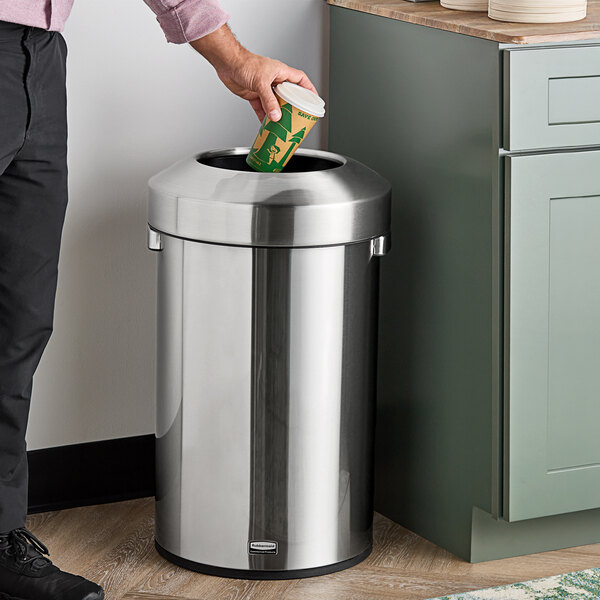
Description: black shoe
xmin=0 ymin=528 xmax=104 ymax=600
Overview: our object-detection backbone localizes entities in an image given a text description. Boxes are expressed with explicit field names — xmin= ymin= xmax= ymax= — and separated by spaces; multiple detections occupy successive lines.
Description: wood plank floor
xmin=26 ymin=498 xmax=600 ymax=600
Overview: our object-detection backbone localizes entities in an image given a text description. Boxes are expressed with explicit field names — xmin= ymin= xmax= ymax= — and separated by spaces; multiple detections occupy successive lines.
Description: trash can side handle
xmin=371 ymin=233 xmax=391 ymax=257
xmin=147 ymin=225 xmax=163 ymax=252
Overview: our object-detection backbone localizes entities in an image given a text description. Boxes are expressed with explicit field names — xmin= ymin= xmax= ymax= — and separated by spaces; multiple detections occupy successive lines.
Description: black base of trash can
xmin=154 ymin=540 xmax=372 ymax=580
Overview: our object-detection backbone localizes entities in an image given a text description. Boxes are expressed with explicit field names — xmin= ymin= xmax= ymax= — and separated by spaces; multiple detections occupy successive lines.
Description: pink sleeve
xmin=142 ymin=0 xmax=230 ymax=44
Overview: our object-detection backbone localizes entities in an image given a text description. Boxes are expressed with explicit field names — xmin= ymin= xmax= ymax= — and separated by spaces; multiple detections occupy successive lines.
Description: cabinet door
xmin=506 ymin=150 xmax=600 ymax=522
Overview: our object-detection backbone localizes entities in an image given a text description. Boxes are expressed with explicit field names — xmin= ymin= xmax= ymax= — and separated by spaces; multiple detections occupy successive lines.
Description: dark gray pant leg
xmin=0 ymin=23 xmax=68 ymax=533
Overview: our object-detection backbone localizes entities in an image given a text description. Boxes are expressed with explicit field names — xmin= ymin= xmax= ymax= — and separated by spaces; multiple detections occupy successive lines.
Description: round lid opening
xmin=197 ymin=150 xmax=343 ymax=173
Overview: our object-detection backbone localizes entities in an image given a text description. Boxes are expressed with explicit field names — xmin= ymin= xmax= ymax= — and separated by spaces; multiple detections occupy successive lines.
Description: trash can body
xmin=149 ymin=148 xmax=391 ymax=579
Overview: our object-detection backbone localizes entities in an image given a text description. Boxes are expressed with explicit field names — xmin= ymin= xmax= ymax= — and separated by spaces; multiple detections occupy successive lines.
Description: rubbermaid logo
xmin=248 ymin=540 xmax=278 ymax=555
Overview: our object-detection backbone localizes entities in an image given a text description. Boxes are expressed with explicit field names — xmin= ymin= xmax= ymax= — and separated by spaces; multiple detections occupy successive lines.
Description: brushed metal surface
xmin=148 ymin=148 xmax=391 ymax=248
xmin=154 ymin=236 xmax=381 ymax=572
xmin=154 ymin=235 xmax=183 ymax=551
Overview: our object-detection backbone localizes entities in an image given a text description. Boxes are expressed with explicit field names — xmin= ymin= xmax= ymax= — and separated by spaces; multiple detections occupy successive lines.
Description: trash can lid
xmin=148 ymin=147 xmax=391 ymax=248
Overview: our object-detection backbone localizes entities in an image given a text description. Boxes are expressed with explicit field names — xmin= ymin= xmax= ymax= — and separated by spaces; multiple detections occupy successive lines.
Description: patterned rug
xmin=428 ymin=567 xmax=600 ymax=599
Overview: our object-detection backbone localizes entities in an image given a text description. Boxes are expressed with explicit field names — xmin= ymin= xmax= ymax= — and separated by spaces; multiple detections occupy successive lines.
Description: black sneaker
xmin=0 ymin=527 xmax=104 ymax=600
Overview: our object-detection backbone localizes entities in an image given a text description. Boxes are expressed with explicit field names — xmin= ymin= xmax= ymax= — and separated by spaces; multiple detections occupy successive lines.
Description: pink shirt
xmin=0 ymin=0 xmax=230 ymax=44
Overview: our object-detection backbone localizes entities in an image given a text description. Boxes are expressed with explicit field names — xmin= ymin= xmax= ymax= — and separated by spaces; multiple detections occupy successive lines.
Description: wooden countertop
xmin=327 ymin=0 xmax=600 ymax=44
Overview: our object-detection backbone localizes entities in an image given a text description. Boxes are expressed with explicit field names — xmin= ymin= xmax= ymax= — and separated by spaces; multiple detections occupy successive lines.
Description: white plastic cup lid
xmin=274 ymin=82 xmax=326 ymax=118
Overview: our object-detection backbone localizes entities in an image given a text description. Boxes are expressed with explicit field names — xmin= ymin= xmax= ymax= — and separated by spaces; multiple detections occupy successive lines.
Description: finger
xmin=282 ymin=67 xmax=318 ymax=95
xmin=258 ymin=84 xmax=282 ymax=122
xmin=249 ymin=97 xmax=266 ymax=122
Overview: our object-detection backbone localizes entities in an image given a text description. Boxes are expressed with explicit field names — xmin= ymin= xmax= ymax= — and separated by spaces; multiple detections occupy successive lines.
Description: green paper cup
xmin=246 ymin=82 xmax=326 ymax=173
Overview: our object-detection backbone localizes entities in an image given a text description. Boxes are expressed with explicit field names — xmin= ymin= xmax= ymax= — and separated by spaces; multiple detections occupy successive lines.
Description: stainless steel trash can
xmin=148 ymin=147 xmax=391 ymax=579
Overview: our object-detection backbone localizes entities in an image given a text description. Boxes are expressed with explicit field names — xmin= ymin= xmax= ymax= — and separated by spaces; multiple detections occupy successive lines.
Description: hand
xmin=214 ymin=52 xmax=317 ymax=122
xmin=190 ymin=25 xmax=318 ymax=122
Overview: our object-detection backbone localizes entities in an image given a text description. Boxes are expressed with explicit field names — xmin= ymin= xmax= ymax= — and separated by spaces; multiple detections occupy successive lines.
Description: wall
xmin=27 ymin=0 xmax=329 ymax=450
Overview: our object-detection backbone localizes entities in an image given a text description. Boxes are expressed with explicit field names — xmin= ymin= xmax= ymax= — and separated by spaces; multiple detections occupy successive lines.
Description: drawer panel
xmin=505 ymin=46 xmax=600 ymax=151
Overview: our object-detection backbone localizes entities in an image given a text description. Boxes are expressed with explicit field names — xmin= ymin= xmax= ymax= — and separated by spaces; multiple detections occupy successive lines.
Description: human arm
xmin=141 ymin=0 xmax=230 ymax=46
xmin=141 ymin=0 xmax=318 ymax=123
xmin=189 ymin=24 xmax=318 ymax=122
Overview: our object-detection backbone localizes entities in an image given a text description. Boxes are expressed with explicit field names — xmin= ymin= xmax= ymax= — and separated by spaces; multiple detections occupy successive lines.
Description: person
xmin=0 ymin=1 xmax=318 ymax=599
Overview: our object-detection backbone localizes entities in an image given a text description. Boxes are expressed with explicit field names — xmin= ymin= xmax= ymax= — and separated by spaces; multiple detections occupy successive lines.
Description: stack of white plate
xmin=488 ymin=0 xmax=586 ymax=22
xmin=441 ymin=0 xmax=488 ymax=11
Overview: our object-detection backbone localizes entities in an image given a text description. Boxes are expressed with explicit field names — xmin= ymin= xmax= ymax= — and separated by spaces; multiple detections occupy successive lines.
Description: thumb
xmin=259 ymin=85 xmax=282 ymax=122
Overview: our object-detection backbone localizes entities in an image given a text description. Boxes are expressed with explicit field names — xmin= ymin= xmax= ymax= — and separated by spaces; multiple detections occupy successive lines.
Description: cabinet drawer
xmin=504 ymin=46 xmax=600 ymax=151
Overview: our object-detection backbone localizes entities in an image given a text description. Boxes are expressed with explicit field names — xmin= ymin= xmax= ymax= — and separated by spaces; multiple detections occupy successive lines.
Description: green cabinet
xmin=506 ymin=151 xmax=600 ymax=521
xmin=329 ymin=5 xmax=600 ymax=562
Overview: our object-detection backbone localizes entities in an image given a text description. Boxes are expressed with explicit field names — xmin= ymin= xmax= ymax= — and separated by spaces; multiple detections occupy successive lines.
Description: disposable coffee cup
xmin=246 ymin=82 xmax=326 ymax=173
